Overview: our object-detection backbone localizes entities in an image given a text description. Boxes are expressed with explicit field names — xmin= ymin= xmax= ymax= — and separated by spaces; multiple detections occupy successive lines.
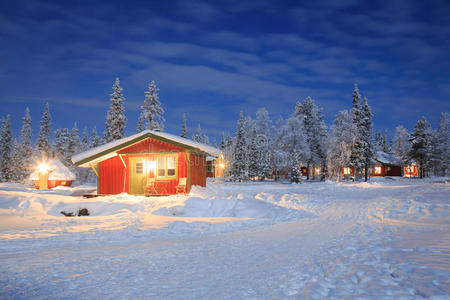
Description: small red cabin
xmin=371 ymin=151 xmax=402 ymax=177
xmin=30 ymin=159 xmax=76 ymax=189
xmin=72 ymin=130 xmax=221 ymax=195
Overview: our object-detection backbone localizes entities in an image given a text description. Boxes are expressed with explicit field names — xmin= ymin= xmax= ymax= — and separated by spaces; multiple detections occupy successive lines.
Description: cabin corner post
xmin=184 ymin=151 xmax=191 ymax=193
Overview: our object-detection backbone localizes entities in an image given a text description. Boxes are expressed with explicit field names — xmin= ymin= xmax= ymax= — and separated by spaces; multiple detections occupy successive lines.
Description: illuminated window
xmin=343 ymin=167 xmax=351 ymax=175
xmin=375 ymin=166 xmax=382 ymax=175
xmin=156 ymin=155 xmax=177 ymax=179
xmin=167 ymin=156 xmax=176 ymax=176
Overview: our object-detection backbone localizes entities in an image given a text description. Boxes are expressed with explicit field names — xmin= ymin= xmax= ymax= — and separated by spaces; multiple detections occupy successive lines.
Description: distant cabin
xmin=30 ymin=159 xmax=76 ymax=189
xmin=72 ymin=130 xmax=222 ymax=195
xmin=371 ymin=151 xmax=402 ymax=177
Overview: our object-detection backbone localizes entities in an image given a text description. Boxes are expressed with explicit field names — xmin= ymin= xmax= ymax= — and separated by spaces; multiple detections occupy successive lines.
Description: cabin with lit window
xmin=371 ymin=151 xmax=402 ymax=177
xmin=72 ymin=130 xmax=221 ymax=195
xmin=206 ymin=154 xmax=225 ymax=178
xmin=341 ymin=167 xmax=354 ymax=178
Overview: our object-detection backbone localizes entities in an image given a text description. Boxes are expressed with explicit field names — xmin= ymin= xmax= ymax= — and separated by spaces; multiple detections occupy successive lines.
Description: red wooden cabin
xmin=72 ymin=130 xmax=221 ymax=195
xmin=371 ymin=151 xmax=402 ymax=177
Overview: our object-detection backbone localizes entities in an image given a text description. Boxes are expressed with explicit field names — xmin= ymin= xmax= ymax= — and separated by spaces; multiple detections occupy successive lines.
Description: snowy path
xmin=0 ymin=179 xmax=449 ymax=299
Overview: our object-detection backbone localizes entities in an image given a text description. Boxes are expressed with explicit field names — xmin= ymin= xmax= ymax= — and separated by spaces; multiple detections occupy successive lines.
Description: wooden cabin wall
xmin=99 ymin=156 xmax=126 ymax=194
xmin=189 ymin=154 xmax=206 ymax=188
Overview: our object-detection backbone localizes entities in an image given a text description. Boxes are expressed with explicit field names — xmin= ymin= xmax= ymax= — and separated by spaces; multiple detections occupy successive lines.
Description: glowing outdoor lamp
xmin=219 ymin=163 xmax=225 ymax=169
xmin=37 ymin=161 xmax=51 ymax=189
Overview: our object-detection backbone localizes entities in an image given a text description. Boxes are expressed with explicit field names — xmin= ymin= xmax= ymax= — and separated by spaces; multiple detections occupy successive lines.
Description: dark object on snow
xmin=77 ymin=208 xmax=90 ymax=216
xmin=60 ymin=211 xmax=74 ymax=217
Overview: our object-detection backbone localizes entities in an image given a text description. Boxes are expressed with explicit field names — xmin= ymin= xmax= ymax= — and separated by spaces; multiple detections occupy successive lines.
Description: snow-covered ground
xmin=0 ymin=178 xmax=449 ymax=299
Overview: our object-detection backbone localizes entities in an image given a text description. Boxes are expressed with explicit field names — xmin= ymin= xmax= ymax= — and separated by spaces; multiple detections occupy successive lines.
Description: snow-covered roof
xmin=374 ymin=151 xmax=403 ymax=165
xmin=72 ymin=130 xmax=221 ymax=167
xmin=29 ymin=159 xmax=76 ymax=181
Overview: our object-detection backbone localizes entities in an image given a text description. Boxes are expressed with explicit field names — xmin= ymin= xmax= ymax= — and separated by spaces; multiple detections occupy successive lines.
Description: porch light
xmin=38 ymin=162 xmax=49 ymax=174
xmin=219 ymin=163 xmax=225 ymax=169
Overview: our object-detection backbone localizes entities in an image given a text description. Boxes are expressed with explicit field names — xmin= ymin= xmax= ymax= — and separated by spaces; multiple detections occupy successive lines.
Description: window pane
xmin=167 ymin=157 xmax=176 ymax=176
xmin=136 ymin=162 xmax=143 ymax=174
xmin=157 ymin=157 xmax=165 ymax=177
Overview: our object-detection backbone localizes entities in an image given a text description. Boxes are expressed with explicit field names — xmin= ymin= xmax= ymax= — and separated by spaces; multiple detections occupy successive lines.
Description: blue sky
xmin=1 ymin=0 xmax=449 ymax=142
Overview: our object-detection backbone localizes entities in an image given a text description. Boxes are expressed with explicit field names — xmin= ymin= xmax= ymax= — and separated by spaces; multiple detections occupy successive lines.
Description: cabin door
xmin=129 ymin=157 xmax=147 ymax=195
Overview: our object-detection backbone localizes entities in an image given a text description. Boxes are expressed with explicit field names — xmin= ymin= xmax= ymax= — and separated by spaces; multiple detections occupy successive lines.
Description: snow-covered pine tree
xmin=140 ymin=80 xmax=165 ymax=131
xmin=212 ymin=138 xmax=218 ymax=148
xmin=104 ymin=78 xmax=126 ymax=142
xmin=349 ymin=84 xmax=364 ymax=179
xmin=37 ymin=103 xmax=51 ymax=158
xmin=67 ymin=123 xmax=81 ymax=165
xmin=193 ymin=124 xmax=203 ymax=143
xmin=361 ymin=97 xmax=374 ymax=182
xmin=326 ymin=110 xmax=357 ymax=181
xmin=253 ymin=107 xmax=271 ymax=179
xmin=90 ymin=126 xmax=101 ymax=148
xmin=435 ymin=113 xmax=449 ymax=176
xmin=282 ymin=112 xmax=309 ymax=183
xmin=374 ymin=131 xmax=384 ymax=152
xmin=383 ymin=129 xmax=389 ymax=152
xmin=54 ymin=128 xmax=70 ymax=163
xmin=270 ymin=116 xmax=286 ymax=181
xmin=77 ymin=127 xmax=90 ymax=183
xmin=136 ymin=112 xmax=145 ymax=133
xmin=409 ymin=116 xmax=433 ymax=178
xmin=20 ymin=107 xmax=33 ymax=180
xmin=81 ymin=127 xmax=89 ymax=151
xmin=181 ymin=113 xmax=187 ymax=138
xmin=10 ymin=139 xmax=23 ymax=182
xmin=296 ymin=97 xmax=327 ymax=179
xmin=393 ymin=125 xmax=411 ymax=167
xmin=220 ymin=132 xmax=226 ymax=150
xmin=248 ymin=127 xmax=259 ymax=180
xmin=0 ymin=115 xmax=12 ymax=181
xmin=231 ymin=111 xmax=248 ymax=181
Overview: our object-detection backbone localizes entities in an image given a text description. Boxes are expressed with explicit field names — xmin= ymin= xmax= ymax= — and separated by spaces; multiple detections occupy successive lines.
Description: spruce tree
xmin=231 ymin=111 xmax=248 ymax=181
xmin=67 ymin=123 xmax=81 ymax=163
xmin=10 ymin=139 xmax=23 ymax=182
xmin=326 ymin=110 xmax=357 ymax=181
xmin=0 ymin=115 xmax=12 ymax=181
xmin=220 ymin=132 xmax=226 ymax=150
xmin=383 ymin=129 xmax=389 ymax=152
xmin=140 ymin=80 xmax=165 ymax=131
xmin=393 ymin=125 xmax=411 ymax=165
xmin=193 ymin=124 xmax=203 ymax=143
xmin=254 ymin=108 xmax=271 ymax=179
xmin=349 ymin=84 xmax=364 ymax=179
xmin=181 ymin=113 xmax=187 ymax=138
xmin=409 ymin=116 xmax=433 ymax=178
xmin=435 ymin=113 xmax=449 ymax=176
xmin=90 ymin=126 xmax=101 ymax=148
xmin=374 ymin=131 xmax=384 ymax=152
xmin=81 ymin=127 xmax=89 ymax=151
xmin=136 ymin=112 xmax=145 ymax=133
xmin=104 ymin=78 xmax=126 ymax=142
xmin=361 ymin=97 xmax=374 ymax=182
xmin=54 ymin=128 xmax=70 ymax=163
xmin=20 ymin=108 xmax=33 ymax=180
xmin=37 ymin=103 xmax=51 ymax=158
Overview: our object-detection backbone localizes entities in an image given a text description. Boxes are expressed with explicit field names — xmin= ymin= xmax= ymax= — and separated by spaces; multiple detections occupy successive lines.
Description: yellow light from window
xmin=375 ymin=166 xmax=381 ymax=175
xmin=343 ymin=167 xmax=351 ymax=175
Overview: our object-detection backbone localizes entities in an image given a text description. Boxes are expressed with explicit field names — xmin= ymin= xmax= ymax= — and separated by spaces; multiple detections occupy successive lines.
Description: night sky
xmin=1 ymin=0 xmax=449 ymax=142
